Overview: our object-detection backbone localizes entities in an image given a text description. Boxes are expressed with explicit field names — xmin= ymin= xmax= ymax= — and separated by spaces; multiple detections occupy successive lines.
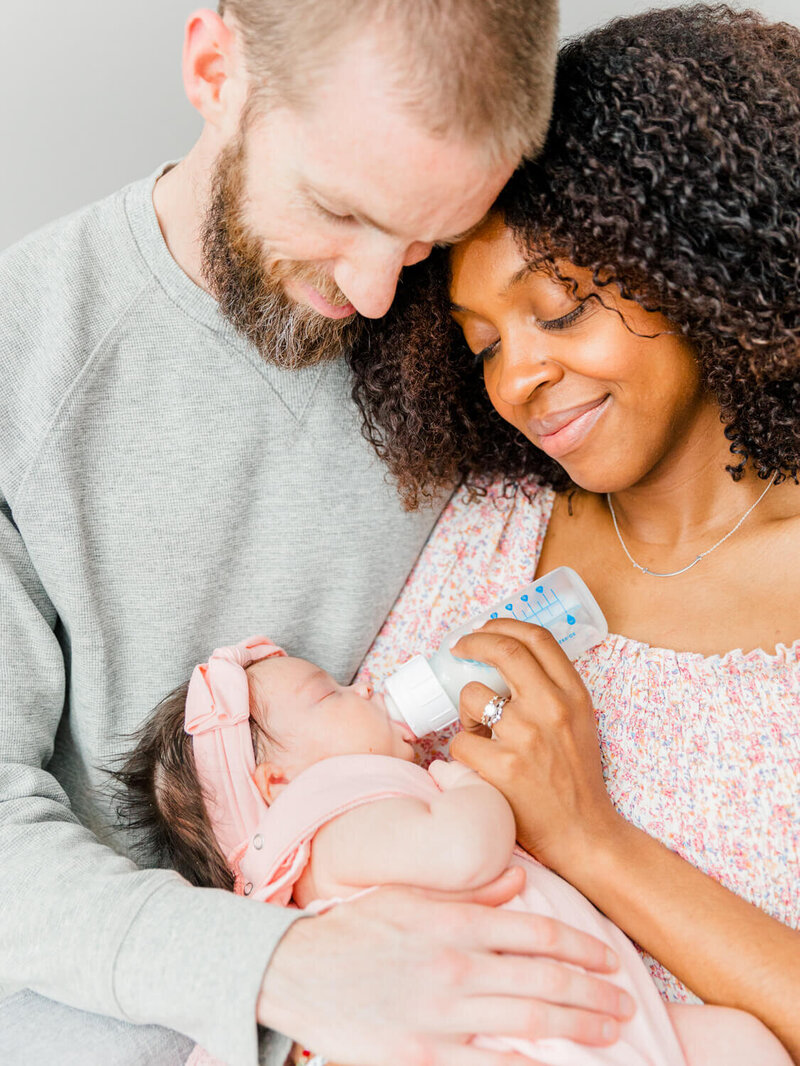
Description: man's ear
xmin=253 ymin=761 xmax=290 ymax=805
xmin=182 ymin=8 xmax=248 ymax=133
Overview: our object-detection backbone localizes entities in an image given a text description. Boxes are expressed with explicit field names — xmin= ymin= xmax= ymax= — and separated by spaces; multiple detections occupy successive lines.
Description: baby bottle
xmin=383 ymin=566 xmax=607 ymax=738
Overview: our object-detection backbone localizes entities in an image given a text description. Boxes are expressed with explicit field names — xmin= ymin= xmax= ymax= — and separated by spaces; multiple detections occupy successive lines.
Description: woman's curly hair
xmin=348 ymin=4 xmax=800 ymax=508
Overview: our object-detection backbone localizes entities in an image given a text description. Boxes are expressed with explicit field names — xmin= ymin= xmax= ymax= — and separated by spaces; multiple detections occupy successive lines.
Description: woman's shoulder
xmin=409 ymin=477 xmax=557 ymax=611
xmin=437 ymin=476 xmax=556 ymax=540
xmin=361 ymin=478 xmax=558 ymax=686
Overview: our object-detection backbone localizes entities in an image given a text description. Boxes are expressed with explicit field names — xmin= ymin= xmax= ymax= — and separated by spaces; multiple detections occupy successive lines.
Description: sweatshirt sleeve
xmin=0 ymin=502 xmax=306 ymax=1066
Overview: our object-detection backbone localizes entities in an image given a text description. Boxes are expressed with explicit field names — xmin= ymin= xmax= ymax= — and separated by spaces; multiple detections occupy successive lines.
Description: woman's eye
xmin=538 ymin=300 xmax=590 ymax=331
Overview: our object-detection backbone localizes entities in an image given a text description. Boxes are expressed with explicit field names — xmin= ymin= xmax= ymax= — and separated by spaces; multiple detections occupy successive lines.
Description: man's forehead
xmin=247 ymin=36 xmax=517 ymax=243
xmin=293 ymin=124 xmax=512 ymax=244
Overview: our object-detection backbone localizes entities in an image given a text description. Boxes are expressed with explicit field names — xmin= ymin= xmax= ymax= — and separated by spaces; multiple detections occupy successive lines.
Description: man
xmin=0 ymin=4 xmax=633 ymax=1064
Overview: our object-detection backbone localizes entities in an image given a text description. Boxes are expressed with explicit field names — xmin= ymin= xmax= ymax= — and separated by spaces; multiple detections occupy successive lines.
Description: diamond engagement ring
xmin=481 ymin=695 xmax=508 ymax=728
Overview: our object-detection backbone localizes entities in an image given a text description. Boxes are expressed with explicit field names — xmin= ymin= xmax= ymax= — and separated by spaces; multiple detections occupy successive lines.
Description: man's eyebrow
xmin=302 ymin=182 xmax=484 ymax=246
xmin=433 ymin=221 xmax=485 ymax=248
xmin=301 ymin=182 xmax=395 ymax=235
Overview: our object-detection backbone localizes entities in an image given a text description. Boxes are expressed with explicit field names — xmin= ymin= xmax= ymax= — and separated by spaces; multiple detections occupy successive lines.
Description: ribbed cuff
xmin=113 ymin=876 xmax=308 ymax=1066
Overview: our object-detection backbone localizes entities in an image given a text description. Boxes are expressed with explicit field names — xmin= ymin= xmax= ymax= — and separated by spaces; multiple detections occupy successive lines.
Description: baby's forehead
xmin=247 ymin=655 xmax=327 ymax=697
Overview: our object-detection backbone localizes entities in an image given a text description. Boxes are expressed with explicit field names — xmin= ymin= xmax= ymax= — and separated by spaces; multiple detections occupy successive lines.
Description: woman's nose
xmin=491 ymin=341 xmax=564 ymax=407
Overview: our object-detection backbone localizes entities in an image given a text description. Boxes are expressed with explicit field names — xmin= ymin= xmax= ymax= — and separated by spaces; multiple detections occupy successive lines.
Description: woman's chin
xmin=547 ymin=462 xmax=610 ymax=495
xmin=547 ymin=454 xmax=643 ymax=496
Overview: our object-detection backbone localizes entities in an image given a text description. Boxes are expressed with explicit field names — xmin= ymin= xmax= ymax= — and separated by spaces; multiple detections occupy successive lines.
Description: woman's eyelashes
xmin=474 ymin=339 xmax=500 ymax=364
xmin=538 ymin=299 xmax=592 ymax=332
xmin=471 ymin=299 xmax=592 ymax=365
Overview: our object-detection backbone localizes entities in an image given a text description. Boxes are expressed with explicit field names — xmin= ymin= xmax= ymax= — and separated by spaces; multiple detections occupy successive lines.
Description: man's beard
xmin=200 ymin=133 xmax=364 ymax=370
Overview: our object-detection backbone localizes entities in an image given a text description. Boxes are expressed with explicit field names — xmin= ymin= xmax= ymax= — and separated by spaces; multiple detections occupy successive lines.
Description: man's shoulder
xmin=0 ymin=177 xmax=152 ymax=341
xmin=0 ymin=176 xmax=156 ymax=497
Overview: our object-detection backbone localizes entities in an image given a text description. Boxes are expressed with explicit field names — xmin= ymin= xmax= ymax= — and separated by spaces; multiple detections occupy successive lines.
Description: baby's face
xmin=249 ymin=656 xmax=416 ymax=780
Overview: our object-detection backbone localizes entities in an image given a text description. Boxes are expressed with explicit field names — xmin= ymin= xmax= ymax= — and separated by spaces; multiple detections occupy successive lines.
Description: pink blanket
xmin=187 ymin=754 xmax=687 ymax=1065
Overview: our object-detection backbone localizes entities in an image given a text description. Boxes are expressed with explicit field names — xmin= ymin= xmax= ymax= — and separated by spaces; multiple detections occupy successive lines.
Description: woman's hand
xmin=449 ymin=619 xmax=625 ymax=876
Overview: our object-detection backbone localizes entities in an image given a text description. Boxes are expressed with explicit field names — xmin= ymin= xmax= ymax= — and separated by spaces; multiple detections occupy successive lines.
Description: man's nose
xmin=492 ymin=338 xmax=565 ymax=407
xmin=334 ymin=239 xmax=433 ymax=319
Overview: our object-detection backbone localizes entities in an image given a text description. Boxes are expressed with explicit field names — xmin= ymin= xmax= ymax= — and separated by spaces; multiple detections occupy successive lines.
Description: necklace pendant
xmin=606 ymin=474 xmax=776 ymax=580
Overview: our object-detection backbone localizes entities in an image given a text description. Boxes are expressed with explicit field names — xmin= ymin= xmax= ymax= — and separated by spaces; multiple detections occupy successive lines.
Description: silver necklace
xmin=606 ymin=474 xmax=777 ymax=578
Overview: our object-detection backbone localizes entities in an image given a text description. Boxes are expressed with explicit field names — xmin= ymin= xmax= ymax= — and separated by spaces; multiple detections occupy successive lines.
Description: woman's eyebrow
xmin=451 ymin=263 xmax=536 ymax=312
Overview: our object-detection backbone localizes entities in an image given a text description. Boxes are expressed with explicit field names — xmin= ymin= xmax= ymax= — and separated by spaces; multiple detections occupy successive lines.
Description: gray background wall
xmin=1 ymin=0 xmax=797 ymax=252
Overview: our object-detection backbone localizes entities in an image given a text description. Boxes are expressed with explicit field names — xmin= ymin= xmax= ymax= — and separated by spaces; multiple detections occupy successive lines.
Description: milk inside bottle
xmin=383 ymin=566 xmax=607 ymax=738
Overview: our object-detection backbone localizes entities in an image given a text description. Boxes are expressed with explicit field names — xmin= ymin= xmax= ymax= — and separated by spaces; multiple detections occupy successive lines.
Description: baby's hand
xmin=428 ymin=759 xmax=484 ymax=791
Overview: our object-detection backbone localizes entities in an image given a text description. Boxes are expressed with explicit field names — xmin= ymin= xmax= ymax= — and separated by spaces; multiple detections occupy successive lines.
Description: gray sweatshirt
xmin=0 ymin=164 xmax=444 ymax=1065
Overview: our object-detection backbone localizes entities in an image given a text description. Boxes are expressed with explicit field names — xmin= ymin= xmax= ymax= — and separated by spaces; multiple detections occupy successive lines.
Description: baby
xmin=116 ymin=636 xmax=791 ymax=1066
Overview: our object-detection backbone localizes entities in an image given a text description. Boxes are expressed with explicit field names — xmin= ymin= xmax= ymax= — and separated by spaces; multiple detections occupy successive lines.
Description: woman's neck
xmin=605 ymin=403 xmax=778 ymax=551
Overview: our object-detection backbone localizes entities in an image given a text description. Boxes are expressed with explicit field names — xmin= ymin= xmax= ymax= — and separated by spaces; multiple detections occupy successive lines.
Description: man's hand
xmin=257 ymin=875 xmax=634 ymax=1066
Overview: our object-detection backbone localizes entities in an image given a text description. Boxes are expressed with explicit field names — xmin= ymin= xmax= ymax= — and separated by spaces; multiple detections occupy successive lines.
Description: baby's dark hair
xmin=113 ymin=672 xmax=276 ymax=891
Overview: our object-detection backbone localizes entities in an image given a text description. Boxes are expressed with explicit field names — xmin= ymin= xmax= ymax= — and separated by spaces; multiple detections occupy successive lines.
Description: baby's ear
xmin=253 ymin=762 xmax=290 ymax=805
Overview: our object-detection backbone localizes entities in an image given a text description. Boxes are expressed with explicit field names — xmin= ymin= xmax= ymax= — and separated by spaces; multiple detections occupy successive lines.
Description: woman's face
xmin=449 ymin=215 xmax=710 ymax=494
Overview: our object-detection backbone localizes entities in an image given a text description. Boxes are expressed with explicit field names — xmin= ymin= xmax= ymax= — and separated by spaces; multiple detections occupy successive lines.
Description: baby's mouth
xmin=397 ymin=721 xmax=417 ymax=744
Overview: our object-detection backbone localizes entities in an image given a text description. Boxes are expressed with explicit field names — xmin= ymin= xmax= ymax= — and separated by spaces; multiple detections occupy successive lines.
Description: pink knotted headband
xmin=185 ymin=635 xmax=286 ymax=892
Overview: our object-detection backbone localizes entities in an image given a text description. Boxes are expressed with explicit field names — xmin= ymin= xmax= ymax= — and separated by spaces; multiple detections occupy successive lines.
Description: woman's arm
xmin=299 ymin=763 xmax=516 ymax=902
xmin=449 ymin=619 xmax=800 ymax=1061
xmin=572 ymin=818 xmax=800 ymax=1060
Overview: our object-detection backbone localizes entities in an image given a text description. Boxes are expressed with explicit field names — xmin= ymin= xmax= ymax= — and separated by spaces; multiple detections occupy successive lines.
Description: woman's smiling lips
xmin=530 ymin=395 xmax=611 ymax=459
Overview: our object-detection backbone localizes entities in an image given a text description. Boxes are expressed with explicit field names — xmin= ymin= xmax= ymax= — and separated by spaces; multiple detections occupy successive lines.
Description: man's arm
xmin=0 ymin=502 xmax=304 ymax=1066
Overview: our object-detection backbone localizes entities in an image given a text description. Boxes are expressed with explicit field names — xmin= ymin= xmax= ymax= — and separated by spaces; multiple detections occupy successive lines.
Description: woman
xmin=351 ymin=3 xmax=800 ymax=1058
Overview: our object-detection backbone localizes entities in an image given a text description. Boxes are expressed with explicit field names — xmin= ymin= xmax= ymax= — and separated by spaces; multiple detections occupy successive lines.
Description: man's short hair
xmin=217 ymin=0 xmax=558 ymax=162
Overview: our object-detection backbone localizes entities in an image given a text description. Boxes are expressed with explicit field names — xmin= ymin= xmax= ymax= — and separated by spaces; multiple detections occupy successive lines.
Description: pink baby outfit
xmin=358 ymin=480 xmax=800 ymax=1001
xmin=190 ymin=752 xmax=687 ymax=1066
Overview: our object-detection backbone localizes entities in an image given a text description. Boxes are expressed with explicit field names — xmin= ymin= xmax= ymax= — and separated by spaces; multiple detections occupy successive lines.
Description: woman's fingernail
xmin=605 ymin=948 xmax=618 ymax=970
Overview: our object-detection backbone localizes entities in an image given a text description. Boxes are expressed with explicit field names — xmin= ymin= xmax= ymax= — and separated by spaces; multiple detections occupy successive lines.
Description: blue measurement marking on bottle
xmin=497 ymin=586 xmax=580 ymax=629
xmin=489 ymin=589 xmax=578 ymax=629
xmin=531 ymin=586 xmax=564 ymax=623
